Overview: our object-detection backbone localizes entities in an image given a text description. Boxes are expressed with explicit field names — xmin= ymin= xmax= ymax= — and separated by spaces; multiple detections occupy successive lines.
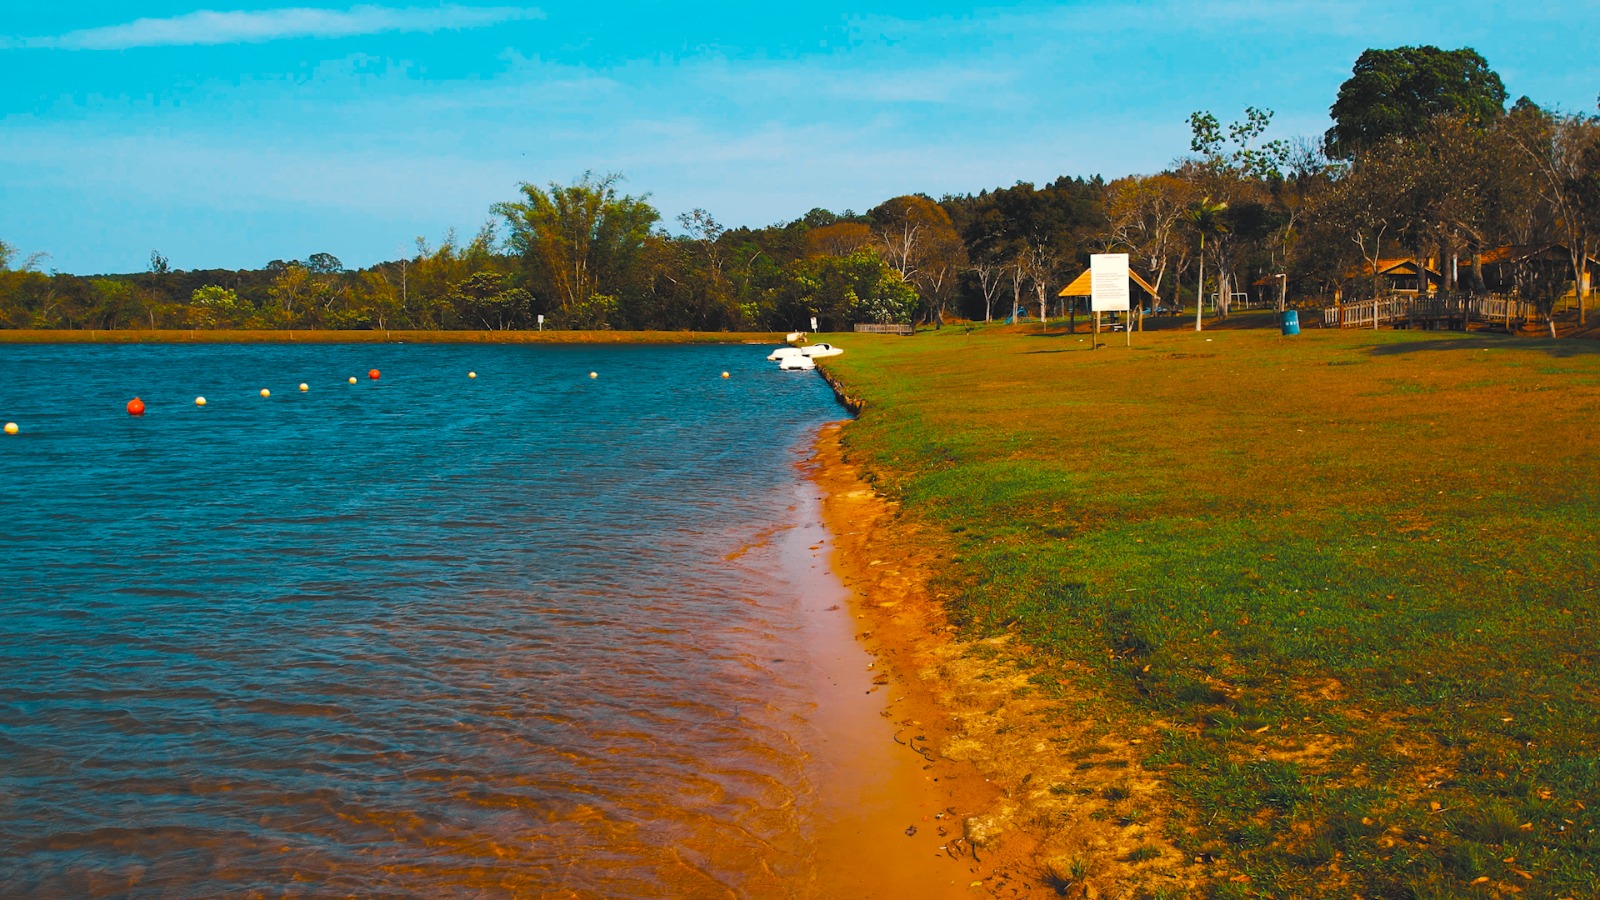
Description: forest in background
xmin=3 ymin=46 xmax=1597 ymax=333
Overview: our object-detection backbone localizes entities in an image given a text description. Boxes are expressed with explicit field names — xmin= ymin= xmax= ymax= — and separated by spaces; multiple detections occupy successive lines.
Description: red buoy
xmin=127 ymin=397 xmax=146 ymax=416
xmin=368 ymin=369 xmax=381 ymax=380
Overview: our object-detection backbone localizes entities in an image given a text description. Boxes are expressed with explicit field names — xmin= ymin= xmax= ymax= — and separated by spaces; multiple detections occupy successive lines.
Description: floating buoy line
xmin=1 ymin=360 xmax=790 ymax=436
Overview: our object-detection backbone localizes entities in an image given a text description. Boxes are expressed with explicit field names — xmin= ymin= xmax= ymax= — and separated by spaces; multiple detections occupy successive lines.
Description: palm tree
xmin=1184 ymin=197 xmax=1229 ymax=332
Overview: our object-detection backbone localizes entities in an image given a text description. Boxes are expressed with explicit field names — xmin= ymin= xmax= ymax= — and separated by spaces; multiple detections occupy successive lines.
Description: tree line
xmin=3 ymin=45 xmax=1597 ymax=333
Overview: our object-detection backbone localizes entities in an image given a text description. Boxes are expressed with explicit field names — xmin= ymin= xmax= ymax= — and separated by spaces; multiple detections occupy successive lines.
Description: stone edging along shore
xmin=811 ymin=365 xmax=1206 ymax=900
xmin=817 ymin=367 xmax=866 ymax=415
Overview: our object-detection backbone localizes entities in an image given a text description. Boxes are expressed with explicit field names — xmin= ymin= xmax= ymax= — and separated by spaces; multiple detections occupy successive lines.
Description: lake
xmin=0 ymin=341 xmax=902 ymax=897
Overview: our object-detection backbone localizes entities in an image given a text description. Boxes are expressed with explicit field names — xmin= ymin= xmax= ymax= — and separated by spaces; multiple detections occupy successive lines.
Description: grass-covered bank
xmin=0 ymin=329 xmax=788 ymax=345
xmin=822 ymin=325 xmax=1600 ymax=899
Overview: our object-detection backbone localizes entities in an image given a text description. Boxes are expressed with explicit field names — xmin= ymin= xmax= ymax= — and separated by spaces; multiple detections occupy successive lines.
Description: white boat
xmin=767 ymin=347 xmax=804 ymax=361
xmin=800 ymin=342 xmax=842 ymax=358
xmin=778 ymin=355 xmax=816 ymax=371
xmin=785 ymin=331 xmax=806 ymax=343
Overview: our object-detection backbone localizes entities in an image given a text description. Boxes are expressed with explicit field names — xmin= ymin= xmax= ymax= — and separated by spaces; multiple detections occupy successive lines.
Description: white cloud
xmin=697 ymin=58 xmax=1017 ymax=106
xmin=19 ymin=5 xmax=543 ymax=51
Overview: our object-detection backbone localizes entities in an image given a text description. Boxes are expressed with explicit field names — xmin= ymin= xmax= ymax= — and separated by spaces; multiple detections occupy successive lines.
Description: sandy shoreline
xmin=810 ymin=420 xmax=1201 ymax=899
xmin=808 ymin=422 xmax=1044 ymax=897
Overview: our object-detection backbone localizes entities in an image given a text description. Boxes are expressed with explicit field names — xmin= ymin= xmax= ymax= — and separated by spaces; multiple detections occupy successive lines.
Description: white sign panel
xmin=1090 ymin=253 xmax=1130 ymax=312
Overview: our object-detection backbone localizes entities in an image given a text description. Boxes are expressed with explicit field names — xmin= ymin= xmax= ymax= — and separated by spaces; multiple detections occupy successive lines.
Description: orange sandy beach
xmin=810 ymin=420 xmax=1201 ymax=900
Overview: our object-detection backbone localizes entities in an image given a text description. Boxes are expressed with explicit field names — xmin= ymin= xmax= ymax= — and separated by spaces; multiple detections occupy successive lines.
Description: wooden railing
xmin=1468 ymin=294 xmax=1530 ymax=328
xmin=1321 ymin=293 xmax=1531 ymax=330
xmin=853 ymin=323 xmax=915 ymax=335
xmin=1323 ymin=295 xmax=1413 ymax=328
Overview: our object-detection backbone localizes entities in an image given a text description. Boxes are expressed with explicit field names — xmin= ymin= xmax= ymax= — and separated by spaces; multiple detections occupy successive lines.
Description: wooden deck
xmin=1322 ymin=293 xmax=1531 ymax=331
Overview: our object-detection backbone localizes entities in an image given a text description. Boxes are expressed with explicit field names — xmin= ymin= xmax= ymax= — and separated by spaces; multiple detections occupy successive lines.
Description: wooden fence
xmin=1321 ymin=293 xmax=1530 ymax=330
xmin=853 ymin=323 xmax=915 ymax=335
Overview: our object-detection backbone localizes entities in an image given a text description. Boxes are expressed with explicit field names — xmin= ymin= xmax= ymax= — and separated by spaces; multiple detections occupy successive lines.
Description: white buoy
xmin=299 ymin=383 xmax=309 ymax=392
xmin=260 ymin=388 xmax=271 ymax=398
xmin=348 ymin=377 xmax=357 ymax=384
xmin=3 ymin=422 xmax=17 ymax=435
xmin=469 ymin=371 xmax=477 ymax=379
xmin=195 ymin=397 xmax=206 ymax=407
xmin=589 ymin=372 xmax=598 ymax=379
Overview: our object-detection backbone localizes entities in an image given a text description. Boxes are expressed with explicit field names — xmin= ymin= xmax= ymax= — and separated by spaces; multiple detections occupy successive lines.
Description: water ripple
xmin=0 ymin=342 xmax=844 ymax=898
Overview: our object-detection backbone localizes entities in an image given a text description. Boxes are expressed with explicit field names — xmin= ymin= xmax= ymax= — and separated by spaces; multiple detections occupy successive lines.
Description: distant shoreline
xmin=0 ymin=329 xmax=790 ymax=345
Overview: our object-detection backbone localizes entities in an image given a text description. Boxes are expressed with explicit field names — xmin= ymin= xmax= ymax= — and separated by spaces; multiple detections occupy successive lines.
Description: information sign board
xmin=1090 ymin=253 xmax=1130 ymax=312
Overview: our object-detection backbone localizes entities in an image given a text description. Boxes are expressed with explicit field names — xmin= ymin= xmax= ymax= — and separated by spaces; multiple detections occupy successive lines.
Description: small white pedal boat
xmin=778 ymin=355 xmax=816 ymax=371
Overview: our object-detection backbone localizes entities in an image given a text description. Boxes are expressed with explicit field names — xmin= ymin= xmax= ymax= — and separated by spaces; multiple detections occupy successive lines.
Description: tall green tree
xmin=1505 ymin=102 xmax=1600 ymax=325
xmin=775 ymin=249 xmax=915 ymax=330
xmin=1184 ymin=197 xmax=1229 ymax=331
xmin=1183 ymin=109 xmax=1294 ymax=316
xmin=954 ymin=178 xmax=1105 ymax=322
xmin=869 ymin=195 xmax=966 ymax=326
xmin=1325 ymin=46 xmax=1506 ymax=158
xmin=306 ymin=252 xmax=344 ymax=274
xmin=1107 ymin=174 xmax=1198 ymax=314
xmin=492 ymin=172 xmax=658 ymax=326
xmin=1 ymin=240 xmax=50 ymax=275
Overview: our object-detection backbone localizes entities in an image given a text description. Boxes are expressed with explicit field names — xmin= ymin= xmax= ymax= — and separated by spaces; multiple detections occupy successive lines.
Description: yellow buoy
xmin=3 ymin=422 xmax=17 ymax=435
xmin=468 ymin=371 xmax=477 ymax=379
xmin=195 ymin=397 xmax=207 ymax=407
xmin=589 ymin=372 xmax=598 ymax=379
xmin=348 ymin=377 xmax=357 ymax=384
xmin=299 ymin=383 xmax=309 ymax=392
xmin=260 ymin=388 xmax=271 ymax=398
xmin=721 ymin=371 xmax=730 ymax=379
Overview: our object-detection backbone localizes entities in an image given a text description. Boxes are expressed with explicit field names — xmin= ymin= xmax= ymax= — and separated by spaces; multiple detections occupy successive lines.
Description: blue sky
xmin=2 ymin=2 xmax=1596 ymax=275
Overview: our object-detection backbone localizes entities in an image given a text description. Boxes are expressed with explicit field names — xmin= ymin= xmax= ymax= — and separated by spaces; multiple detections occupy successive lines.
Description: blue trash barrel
xmin=1280 ymin=310 xmax=1300 ymax=336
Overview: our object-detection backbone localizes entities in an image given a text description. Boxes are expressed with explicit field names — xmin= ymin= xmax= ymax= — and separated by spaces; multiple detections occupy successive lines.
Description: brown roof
xmin=1370 ymin=258 xmax=1437 ymax=276
xmin=1343 ymin=258 xmax=1440 ymax=279
xmin=1057 ymin=267 xmax=1160 ymax=298
xmin=1477 ymin=243 xmax=1599 ymax=266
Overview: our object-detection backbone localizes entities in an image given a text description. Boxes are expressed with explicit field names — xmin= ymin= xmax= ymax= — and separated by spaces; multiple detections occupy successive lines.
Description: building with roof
xmin=1474 ymin=244 xmax=1596 ymax=296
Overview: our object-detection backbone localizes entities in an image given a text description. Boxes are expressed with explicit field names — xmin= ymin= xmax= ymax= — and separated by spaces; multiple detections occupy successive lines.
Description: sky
xmin=2 ymin=2 xmax=1596 ymax=275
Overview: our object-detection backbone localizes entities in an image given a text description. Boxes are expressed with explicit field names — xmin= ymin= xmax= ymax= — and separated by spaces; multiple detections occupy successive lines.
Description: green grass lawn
xmin=823 ymin=322 xmax=1600 ymax=899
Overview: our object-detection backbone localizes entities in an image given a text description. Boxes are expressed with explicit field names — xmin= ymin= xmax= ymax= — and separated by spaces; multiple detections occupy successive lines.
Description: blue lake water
xmin=0 ymin=341 xmax=854 ymax=897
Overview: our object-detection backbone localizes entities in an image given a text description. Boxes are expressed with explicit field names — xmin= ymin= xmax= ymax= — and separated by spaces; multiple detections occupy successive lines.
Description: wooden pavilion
xmin=1056 ymin=265 xmax=1162 ymax=332
xmin=1056 ymin=266 xmax=1161 ymax=308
